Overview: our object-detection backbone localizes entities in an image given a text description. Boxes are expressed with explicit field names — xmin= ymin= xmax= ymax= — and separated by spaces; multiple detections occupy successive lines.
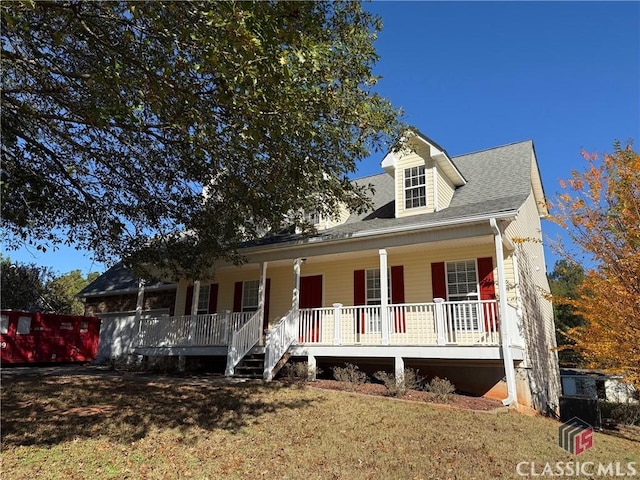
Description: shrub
xmin=332 ymin=363 xmax=368 ymax=390
xmin=280 ymin=362 xmax=322 ymax=383
xmin=427 ymin=376 xmax=456 ymax=403
xmin=374 ymin=368 xmax=424 ymax=397
xmin=600 ymin=401 xmax=640 ymax=426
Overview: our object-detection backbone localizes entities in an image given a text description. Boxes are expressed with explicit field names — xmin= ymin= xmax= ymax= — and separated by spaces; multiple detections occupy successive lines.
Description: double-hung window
xmin=242 ymin=280 xmax=260 ymax=312
xmin=197 ymin=284 xmax=210 ymax=314
xmin=446 ymin=260 xmax=481 ymax=330
xmin=404 ymin=165 xmax=426 ymax=209
xmin=365 ymin=269 xmax=391 ymax=332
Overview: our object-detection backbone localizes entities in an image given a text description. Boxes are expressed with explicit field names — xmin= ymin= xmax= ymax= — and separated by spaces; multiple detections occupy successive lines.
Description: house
xmin=79 ymin=130 xmax=561 ymax=413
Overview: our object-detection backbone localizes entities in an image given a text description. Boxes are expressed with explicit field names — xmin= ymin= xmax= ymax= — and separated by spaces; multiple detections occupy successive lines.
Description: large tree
xmin=0 ymin=256 xmax=54 ymax=311
xmin=548 ymin=260 xmax=585 ymax=367
xmin=1 ymin=1 xmax=402 ymax=279
xmin=552 ymin=142 xmax=639 ymax=387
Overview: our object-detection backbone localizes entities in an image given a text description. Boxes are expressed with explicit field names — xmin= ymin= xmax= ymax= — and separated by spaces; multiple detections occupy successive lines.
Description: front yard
xmin=1 ymin=370 xmax=638 ymax=479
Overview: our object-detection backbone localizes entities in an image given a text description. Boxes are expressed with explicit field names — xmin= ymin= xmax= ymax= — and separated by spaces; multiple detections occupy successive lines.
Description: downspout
xmin=490 ymin=218 xmax=518 ymax=406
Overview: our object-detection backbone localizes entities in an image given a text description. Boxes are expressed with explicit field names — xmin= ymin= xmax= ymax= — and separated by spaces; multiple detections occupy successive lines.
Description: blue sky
xmin=3 ymin=1 xmax=639 ymax=276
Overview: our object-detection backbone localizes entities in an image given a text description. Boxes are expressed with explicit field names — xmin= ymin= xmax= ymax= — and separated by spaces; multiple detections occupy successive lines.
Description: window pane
xmin=0 ymin=315 xmax=8 ymax=334
xmin=197 ymin=285 xmax=210 ymax=314
xmin=242 ymin=280 xmax=260 ymax=311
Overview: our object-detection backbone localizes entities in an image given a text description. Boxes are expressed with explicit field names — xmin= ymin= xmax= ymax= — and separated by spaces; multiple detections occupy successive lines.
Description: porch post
xmin=134 ymin=279 xmax=145 ymax=349
xmin=379 ymin=249 xmax=390 ymax=345
xmin=394 ymin=356 xmax=405 ymax=386
xmin=258 ymin=262 xmax=268 ymax=329
xmin=333 ymin=303 xmax=342 ymax=345
xmin=434 ymin=297 xmax=447 ymax=345
xmin=490 ymin=218 xmax=517 ymax=407
xmin=191 ymin=280 xmax=201 ymax=316
xmin=292 ymin=258 xmax=302 ymax=316
xmin=307 ymin=354 xmax=317 ymax=381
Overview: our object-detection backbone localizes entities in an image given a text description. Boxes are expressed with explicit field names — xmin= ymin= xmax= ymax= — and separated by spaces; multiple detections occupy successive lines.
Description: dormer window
xmin=404 ymin=165 xmax=426 ymax=209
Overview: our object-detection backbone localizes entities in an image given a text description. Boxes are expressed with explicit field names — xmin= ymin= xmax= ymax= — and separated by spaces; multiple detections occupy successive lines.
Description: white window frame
xmin=365 ymin=268 xmax=391 ymax=332
xmin=445 ymin=259 xmax=481 ymax=331
xmin=197 ymin=284 xmax=210 ymax=314
xmin=404 ymin=165 xmax=427 ymax=209
xmin=242 ymin=280 xmax=260 ymax=313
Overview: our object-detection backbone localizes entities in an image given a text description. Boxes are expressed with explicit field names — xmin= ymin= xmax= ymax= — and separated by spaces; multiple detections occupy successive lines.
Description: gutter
xmin=490 ymin=217 xmax=518 ymax=407
xmin=242 ymin=210 xmax=518 ymax=257
xmin=77 ymin=283 xmax=176 ymax=299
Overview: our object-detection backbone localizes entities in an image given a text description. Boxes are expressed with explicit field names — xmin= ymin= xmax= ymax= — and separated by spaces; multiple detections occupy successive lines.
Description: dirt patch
xmin=305 ymin=379 xmax=506 ymax=411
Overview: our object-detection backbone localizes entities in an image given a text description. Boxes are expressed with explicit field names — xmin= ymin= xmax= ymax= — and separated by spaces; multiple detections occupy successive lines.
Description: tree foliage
xmin=47 ymin=269 xmax=100 ymax=315
xmin=0 ymin=256 xmax=54 ymax=311
xmin=552 ymin=142 xmax=640 ymax=387
xmin=548 ymin=260 xmax=585 ymax=367
xmin=1 ymin=257 xmax=100 ymax=314
xmin=1 ymin=1 xmax=402 ymax=279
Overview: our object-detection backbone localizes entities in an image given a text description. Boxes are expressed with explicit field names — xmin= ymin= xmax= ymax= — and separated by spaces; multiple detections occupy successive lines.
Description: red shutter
xmin=184 ymin=285 xmax=194 ymax=315
xmin=354 ymin=270 xmax=366 ymax=333
xmin=263 ymin=279 xmax=271 ymax=331
xmin=431 ymin=262 xmax=447 ymax=300
xmin=477 ymin=257 xmax=496 ymax=300
xmin=477 ymin=257 xmax=498 ymax=331
xmin=391 ymin=265 xmax=406 ymax=333
xmin=208 ymin=284 xmax=219 ymax=314
xmin=233 ymin=282 xmax=243 ymax=312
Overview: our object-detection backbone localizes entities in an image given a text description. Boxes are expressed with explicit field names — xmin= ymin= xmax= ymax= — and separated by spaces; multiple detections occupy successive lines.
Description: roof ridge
xmin=453 ymin=140 xmax=533 ymax=159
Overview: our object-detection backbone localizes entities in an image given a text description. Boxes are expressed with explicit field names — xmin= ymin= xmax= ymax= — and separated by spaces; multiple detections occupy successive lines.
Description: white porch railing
xmin=137 ymin=311 xmax=252 ymax=348
xmin=225 ymin=310 xmax=262 ymax=376
xmin=297 ymin=300 xmax=502 ymax=346
xmin=263 ymin=308 xmax=298 ymax=380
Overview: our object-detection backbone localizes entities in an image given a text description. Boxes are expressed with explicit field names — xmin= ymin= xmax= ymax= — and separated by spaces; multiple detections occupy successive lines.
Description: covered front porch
xmin=133 ymin=299 xmax=524 ymax=377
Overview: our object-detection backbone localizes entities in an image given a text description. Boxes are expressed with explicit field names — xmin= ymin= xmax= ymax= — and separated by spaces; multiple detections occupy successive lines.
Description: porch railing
xmin=263 ymin=307 xmax=298 ymax=380
xmin=225 ymin=310 xmax=262 ymax=376
xmin=297 ymin=300 xmax=502 ymax=346
xmin=137 ymin=311 xmax=252 ymax=348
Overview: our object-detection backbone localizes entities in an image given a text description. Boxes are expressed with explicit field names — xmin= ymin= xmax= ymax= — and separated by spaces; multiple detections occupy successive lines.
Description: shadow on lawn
xmin=1 ymin=372 xmax=317 ymax=447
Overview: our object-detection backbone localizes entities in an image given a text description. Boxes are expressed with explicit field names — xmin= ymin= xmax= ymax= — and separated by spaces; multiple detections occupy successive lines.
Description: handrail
xmin=263 ymin=308 xmax=297 ymax=380
xmin=225 ymin=310 xmax=262 ymax=376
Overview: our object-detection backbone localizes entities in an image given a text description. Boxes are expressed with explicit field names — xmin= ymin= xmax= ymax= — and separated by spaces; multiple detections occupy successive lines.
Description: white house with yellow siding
xmin=80 ymin=130 xmax=561 ymax=413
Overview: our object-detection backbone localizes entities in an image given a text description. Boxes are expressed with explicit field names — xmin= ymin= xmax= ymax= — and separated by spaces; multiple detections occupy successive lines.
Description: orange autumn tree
xmin=552 ymin=141 xmax=640 ymax=388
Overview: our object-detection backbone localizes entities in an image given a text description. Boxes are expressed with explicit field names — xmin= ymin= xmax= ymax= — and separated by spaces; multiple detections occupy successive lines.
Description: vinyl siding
xmin=436 ymin=166 xmax=456 ymax=211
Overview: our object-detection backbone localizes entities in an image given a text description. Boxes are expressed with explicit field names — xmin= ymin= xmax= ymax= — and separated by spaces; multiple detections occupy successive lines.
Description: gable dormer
xmin=381 ymin=130 xmax=466 ymax=218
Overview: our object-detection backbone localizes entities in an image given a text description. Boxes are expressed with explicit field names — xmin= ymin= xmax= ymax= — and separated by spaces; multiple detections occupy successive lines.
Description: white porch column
xmin=307 ymin=354 xmax=317 ymax=381
xmin=258 ymin=262 xmax=268 ymax=328
xmin=379 ymin=249 xmax=390 ymax=345
xmin=394 ymin=356 xmax=405 ymax=386
xmin=333 ymin=303 xmax=343 ymax=345
xmin=191 ymin=280 xmax=201 ymax=316
xmin=133 ymin=279 xmax=145 ymax=350
xmin=292 ymin=258 xmax=302 ymax=314
xmin=434 ymin=297 xmax=447 ymax=345
xmin=490 ymin=218 xmax=517 ymax=407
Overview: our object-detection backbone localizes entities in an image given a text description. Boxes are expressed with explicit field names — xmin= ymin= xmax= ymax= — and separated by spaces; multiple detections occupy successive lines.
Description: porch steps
xmin=233 ymin=353 xmax=265 ymax=379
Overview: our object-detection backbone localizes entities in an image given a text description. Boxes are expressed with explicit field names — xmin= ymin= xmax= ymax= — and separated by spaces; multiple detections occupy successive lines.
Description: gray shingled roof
xmin=249 ymin=140 xmax=534 ymax=246
xmin=78 ymin=262 xmax=175 ymax=297
xmin=80 ymin=140 xmax=536 ymax=295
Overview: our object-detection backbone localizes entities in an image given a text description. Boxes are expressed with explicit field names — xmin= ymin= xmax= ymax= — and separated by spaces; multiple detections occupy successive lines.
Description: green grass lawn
xmin=1 ymin=372 xmax=638 ymax=479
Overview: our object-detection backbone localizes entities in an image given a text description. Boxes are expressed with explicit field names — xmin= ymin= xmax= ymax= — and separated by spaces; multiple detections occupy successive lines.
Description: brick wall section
xmin=84 ymin=289 xmax=176 ymax=316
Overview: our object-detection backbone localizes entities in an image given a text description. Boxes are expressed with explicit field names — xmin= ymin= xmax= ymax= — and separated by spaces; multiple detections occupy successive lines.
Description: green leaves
xmin=1 ymin=0 xmax=402 ymax=279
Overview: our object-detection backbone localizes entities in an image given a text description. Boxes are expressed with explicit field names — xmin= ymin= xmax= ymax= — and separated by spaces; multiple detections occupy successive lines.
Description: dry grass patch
xmin=2 ymin=372 xmax=638 ymax=480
